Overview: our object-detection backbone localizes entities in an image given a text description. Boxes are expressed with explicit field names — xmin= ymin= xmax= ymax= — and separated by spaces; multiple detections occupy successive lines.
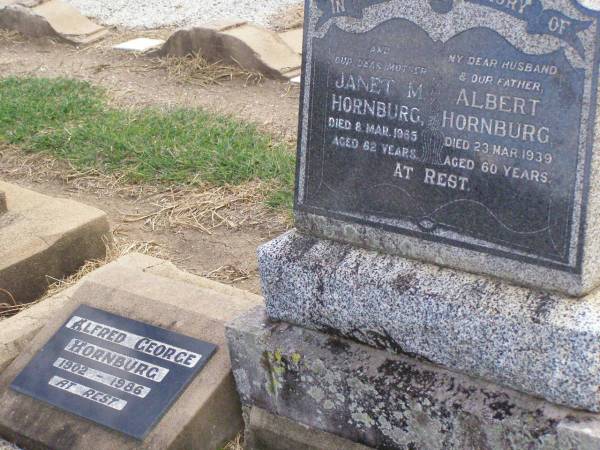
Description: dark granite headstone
xmin=10 ymin=304 xmax=216 ymax=440
xmin=295 ymin=0 xmax=600 ymax=295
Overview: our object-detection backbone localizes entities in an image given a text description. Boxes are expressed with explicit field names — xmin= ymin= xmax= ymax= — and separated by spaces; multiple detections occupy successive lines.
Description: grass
xmin=0 ymin=77 xmax=295 ymax=209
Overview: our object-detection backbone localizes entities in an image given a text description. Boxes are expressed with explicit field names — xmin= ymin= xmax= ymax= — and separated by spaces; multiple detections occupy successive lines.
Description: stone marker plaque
xmin=295 ymin=0 xmax=600 ymax=293
xmin=10 ymin=304 xmax=217 ymax=440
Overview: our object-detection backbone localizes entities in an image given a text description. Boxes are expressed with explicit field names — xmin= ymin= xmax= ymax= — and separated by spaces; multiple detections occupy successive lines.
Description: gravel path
xmin=62 ymin=0 xmax=301 ymax=29
xmin=0 ymin=440 xmax=20 ymax=450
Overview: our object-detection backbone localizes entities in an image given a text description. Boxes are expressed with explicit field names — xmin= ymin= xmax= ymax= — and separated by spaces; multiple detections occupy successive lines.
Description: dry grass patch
xmin=73 ymin=31 xmax=263 ymax=88
xmin=123 ymin=180 xmax=284 ymax=234
xmin=270 ymin=3 xmax=304 ymax=31
xmin=0 ymin=30 xmax=25 ymax=44
xmin=0 ymin=145 xmax=290 ymax=234
xmin=149 ymin=53 xmax=264 ymax=87
xmin=43 ymin=233 xmax=165 ymax=299
xmin=0 ymin=288 xmax=31 ymax=319
xmin=205 ymin=265 xmax=251 ymax=284
xmin=222 ymin=433 xmax=244 ymax=450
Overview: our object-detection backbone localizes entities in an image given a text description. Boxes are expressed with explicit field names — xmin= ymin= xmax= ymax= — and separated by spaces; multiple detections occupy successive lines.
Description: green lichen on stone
xmin=291 ymin=352 xmax=302 ymax=365
xmin=262 ymin=350 xmax=284 ymax=398
xmin=352 ymin=411 xmax=375 ymax=428
xmin=308 ymin=386 xmax=325 ymax=403
xmin=262 ymin=348 xmax=303 ymax=399
xmin=274 ymin=349 xmax=283 ymax=363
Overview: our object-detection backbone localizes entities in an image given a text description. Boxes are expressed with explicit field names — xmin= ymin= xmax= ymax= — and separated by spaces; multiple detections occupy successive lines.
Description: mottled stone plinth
xmin=227 ymin=307 xmax=600 ymax=450
xmin=243 ymin=406 xmax=371 ymax=450
xmin=259 ymin=231 xmax=600 ymax=412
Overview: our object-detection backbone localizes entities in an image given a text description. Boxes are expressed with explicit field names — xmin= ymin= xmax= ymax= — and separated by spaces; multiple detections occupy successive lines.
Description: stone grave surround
xmin=0 ymin=181 xmax=111 ymax=304
xmin=0 ymin=253 xmax=263 ymax=450
xmin=226 ymin=1 xmax=600 ymax=449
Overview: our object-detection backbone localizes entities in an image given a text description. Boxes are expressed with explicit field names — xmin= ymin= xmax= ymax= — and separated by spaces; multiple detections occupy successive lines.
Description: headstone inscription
xmin=295 ymin=0 xmax=600 ymax=295
xmin=10 ymin=304 xmax=217 ymax=440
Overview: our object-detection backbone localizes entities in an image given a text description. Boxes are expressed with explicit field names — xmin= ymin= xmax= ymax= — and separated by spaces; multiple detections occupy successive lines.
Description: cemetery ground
xmin=0 ymin=27 xmax=301 ymax=300
xmin=4 ymin=1 xmax=600 ymax=449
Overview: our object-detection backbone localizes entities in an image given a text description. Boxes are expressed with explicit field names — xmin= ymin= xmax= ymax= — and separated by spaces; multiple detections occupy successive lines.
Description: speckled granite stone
xmin=259 ymin=230 xmax=600 ymax=412
xmin=227 ymin=307 xmax=600 ymax=450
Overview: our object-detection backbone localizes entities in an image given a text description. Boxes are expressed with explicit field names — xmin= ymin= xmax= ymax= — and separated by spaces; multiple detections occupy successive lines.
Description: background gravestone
xmin=227 ymin=1 xmax=600 ymax=449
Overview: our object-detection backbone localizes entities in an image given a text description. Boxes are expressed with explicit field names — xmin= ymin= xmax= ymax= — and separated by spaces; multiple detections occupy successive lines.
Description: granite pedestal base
xmin=259 ymin=231 xmax=600 ymax=412
xmin=227 ymin=307 xmax=600 ymax=450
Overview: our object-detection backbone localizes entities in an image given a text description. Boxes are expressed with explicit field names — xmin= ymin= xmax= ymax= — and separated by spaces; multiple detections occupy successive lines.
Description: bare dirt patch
xmin=0 ymin=30 xmax=301 ymax=296
xmin=0 ymin=145 xmax=289 ymax=295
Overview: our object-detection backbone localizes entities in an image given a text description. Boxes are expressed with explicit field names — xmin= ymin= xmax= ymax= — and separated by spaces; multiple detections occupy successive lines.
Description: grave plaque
xmin=10 ymin=304 xmax=217 ymax=440
xmin=295 ymin=0 xmax=600 ymax=293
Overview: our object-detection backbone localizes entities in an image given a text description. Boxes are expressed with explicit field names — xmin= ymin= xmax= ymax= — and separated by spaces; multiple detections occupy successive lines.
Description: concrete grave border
xmin=0 ymin=181 xmax=111 ymax=305
xmin=0 ymin=253 xmax=263 ymax=449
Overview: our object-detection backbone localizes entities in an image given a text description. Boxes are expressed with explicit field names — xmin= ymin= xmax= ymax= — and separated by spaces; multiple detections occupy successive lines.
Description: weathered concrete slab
xmin=0 ymin=5 xmax=59 ymax=40
xmin=0 ymin=252 xmax=262 ymax=373
xmin=0 ymin=1 xmax=108 ymax=44
xmin=157 ymin=21 xmax=301 ymax=80
xmin=278 ymin=28 xmax=302 ymax=55
xmin=0 ymin=253 xmax=263 ymax=449
xmin=259 ymin=230 xmax=600 ymax=413
xmin=227 ymin=307 xmax=600 ymax=450
xmin=244 ymin=406 xmax=372 ymax=450
xmin=114 ymin=38 xmax=165 ymax=52
xmin=0 ymin=181 xmax=110 ymax=304
xmin=32 ymin=0 xmax=108 ymax=44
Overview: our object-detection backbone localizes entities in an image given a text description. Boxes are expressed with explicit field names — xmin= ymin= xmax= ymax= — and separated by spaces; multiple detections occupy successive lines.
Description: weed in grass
xmin=0 ymin=77 xmax=294 ymax=209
